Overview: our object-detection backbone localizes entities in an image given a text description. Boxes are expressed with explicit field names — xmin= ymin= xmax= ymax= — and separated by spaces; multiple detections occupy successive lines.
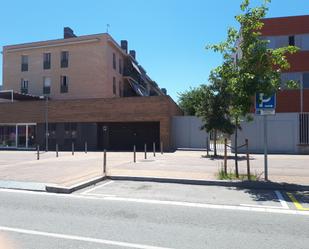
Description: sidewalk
xmin=0 ymin=150 xmax=308 ymax=192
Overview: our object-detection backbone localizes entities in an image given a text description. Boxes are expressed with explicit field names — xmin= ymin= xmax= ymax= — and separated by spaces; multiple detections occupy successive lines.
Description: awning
xmin=128 ymin=79 xmax=148 ymax=96
xmin=0 ymin=90 xmax=42 ymax=101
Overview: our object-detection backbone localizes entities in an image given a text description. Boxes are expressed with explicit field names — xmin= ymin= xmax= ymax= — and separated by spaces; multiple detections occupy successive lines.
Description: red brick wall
xmin=285 ymin=52 xmax=309 ymax=72
xmin=261 ymin=15 xmax=309 ymax=36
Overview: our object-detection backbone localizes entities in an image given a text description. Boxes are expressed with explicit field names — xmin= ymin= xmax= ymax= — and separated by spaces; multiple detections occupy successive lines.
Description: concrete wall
xmin=172 ymin=116 xmax=208 ymax=149
xmin=232 ymin=113 xmax=299 ymax=154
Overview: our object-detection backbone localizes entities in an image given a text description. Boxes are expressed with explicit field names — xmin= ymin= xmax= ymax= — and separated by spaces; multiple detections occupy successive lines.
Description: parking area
xmin=76 ymin=180 xmax=309 ymax=212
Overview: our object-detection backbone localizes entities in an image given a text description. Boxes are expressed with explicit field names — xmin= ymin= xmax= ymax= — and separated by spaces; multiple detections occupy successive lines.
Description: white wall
xmin=172 ymin=116 xmax=208 ymax=149
xmin=232 ymin=113 xmax=299 ymax=154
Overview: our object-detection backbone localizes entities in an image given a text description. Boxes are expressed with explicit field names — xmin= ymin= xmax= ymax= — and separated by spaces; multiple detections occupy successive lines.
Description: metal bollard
xmin=133 ymin=145 xmax=136 ymax=163
xmin=85 ymin=141 xmax=87 ymax=154
xmin=246 ymin=139 xmax=251 ymax=180
xmin=144 ymin=143 xmax=147 ymax=159
xmin=72 ymin=142 xmax=74 ymax=155
xmin=153 ymin=142 xmax=156 ymax=157
xmin=37 ymin=145 xmax=40 ymax=160
xmin=56 ymin=144 xmax=59 ymax=158
xmin=103 ymin=150 xmax=107 ymax=175
xmin=224 ymin=138 xmax=227 ymax=174
xmin=160 ymin=141 xmax=163 ymax=154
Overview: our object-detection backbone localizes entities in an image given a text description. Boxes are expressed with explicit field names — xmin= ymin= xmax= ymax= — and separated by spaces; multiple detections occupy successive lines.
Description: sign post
xmin=255 ymin=93 xmax=276 ymax=181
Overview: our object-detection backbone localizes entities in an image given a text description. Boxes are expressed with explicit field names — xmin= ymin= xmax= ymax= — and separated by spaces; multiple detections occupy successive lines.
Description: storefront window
xmin=0 ymin=126 xmax=17 ymax=147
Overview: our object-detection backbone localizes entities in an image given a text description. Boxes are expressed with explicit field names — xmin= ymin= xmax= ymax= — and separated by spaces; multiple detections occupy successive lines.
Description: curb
xmin=45 ymin=176 xmax=106 ymax=194
xmin=108 ymin=175 xmax=309 ymax=191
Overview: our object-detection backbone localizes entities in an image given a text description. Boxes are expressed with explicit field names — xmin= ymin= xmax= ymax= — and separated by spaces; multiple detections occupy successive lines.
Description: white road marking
xmin=239 ymin=204 xmax=284 ymax=209
xmin=81 ymin=193 xmax=116 ymax=197
xmin=80 ymin=180 xmax=114 ymax=195
xmin=0 ymin=225 xmax=173 ymax=249
xmin=102 ymin=196 xmax=309 ymax=216
xmin=0 ymin=188 xmax=307 ymax=216
xmin=275 ymin=190 xmax=289 ymax=209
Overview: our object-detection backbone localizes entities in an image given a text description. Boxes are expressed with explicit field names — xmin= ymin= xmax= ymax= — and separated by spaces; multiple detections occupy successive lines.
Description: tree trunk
xmin=214 ymin=129 xmax=217 ymax=157
xmin=234 ymin=117 xmax=239 ymax=178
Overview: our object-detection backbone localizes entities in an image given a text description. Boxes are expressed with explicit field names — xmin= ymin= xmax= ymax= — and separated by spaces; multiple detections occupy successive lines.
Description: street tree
xmin=207 ymin=0 xmax=298 ymax=176
xmin=177 ymin=87 xmax=203 ymax=116
xmin=197 ymin=70 xmax=235 ymax=157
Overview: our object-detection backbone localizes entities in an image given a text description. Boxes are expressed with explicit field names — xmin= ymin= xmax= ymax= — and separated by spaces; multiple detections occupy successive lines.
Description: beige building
xmin=0 ymin=28 xmax=181 ymax=152
xmin=2 ymin=27 xmax=164 ymax=100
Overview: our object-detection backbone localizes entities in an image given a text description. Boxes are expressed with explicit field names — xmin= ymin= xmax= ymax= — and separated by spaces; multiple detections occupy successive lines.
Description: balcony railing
xmin=61 ymin=60 xmax=68 ymax=68
xmin=43 ymin=61 xmax=51 ymax=70
xmin=43 ymin=86 xmax=50 ymax=95
xmin=20 ymin=88 xmax=28 ymax=94
xmin=21 ymin=63 xmax=28 ymax=72
xmin=61 ymin=85 xmax=68 ymax=93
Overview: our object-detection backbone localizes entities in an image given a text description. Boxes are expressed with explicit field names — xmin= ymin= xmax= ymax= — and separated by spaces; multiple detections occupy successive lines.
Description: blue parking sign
xmin=255 ymin=93 xmax=276 ymax=109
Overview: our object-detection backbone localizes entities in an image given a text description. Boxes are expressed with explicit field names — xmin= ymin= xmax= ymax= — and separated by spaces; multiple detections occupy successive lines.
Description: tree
xmin=207 ymin=0 xmax=298 ymax=176
xmin=177 ymin=87 xmax=203 ymax=115
xmin=196 ymin=70 xmax=235 ymax=157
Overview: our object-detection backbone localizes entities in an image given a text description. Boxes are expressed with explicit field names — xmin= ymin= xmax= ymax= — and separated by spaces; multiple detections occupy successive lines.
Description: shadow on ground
xmin=201 ymin=155 xmax=256 ymax=161
xmin=232 ymin=183 xmax=309 ymax=204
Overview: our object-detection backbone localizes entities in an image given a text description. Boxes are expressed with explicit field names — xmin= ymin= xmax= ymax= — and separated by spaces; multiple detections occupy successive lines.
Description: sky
xmin=1 ymin=0 xmax=309 ymax=102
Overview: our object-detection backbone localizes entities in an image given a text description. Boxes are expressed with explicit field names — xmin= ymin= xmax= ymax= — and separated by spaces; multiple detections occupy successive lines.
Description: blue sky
xmin=1 ymin=0 xmax=309 ymax=101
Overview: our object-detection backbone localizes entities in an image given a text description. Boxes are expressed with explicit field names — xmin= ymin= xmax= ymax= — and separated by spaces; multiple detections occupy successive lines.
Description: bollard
xmin=144 ymin=143 xmax=147 ymax=160
xmin=153 ymin=142 xmax=156 ymax=157
xmin=133 ymin=145 xmax=136 ymax=163
xmin=160 ymin=141 xmax=163 ymax=155
xmin=37 ymin=145 xmax=40 ymax=160
xmin=85 ymin=141 xmax=88 ymax=154
xmin=206 ymin=137 xmax=209 ymax=157
xmin=72 ymin=142 xmax=74 ymax=155
xmin=56 ymin=144 xmax=59 ymax=158
xmin=103 ymin=149 xmax=107 ymax=175
xmin=246 ymin=139 xmax=251 ymax=180
xmin=224 ymin=138 xmax=227 ymax=174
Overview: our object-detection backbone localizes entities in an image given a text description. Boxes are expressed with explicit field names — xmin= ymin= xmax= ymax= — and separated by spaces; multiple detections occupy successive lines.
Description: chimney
xmin=129 ymin=50 xmax=136 ymax=59
xmin=64 ymin=27 xmax=77 ymax=39
xmin=161 ymin=88 xmax=167 ymax=95
xmin=120 ymin=40 xmax=128 ymax=53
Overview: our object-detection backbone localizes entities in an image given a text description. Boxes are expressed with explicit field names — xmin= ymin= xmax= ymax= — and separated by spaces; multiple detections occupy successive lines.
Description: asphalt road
xmin=0 ymin=182 xmax=308 ymax=249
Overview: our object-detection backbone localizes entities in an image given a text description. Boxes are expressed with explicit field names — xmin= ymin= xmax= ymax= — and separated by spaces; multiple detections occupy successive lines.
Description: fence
xmin=299 ymin=113 xmax=309 ymax=144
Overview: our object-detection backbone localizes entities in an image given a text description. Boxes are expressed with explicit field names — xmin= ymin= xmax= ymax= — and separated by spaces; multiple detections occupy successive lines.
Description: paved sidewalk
xmin=109 ymin=151 xmax=309 ymax=185
xmin=0 ymin=150 xmax=308 ymax=190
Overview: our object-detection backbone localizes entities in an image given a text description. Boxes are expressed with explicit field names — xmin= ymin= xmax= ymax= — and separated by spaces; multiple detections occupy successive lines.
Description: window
xmin=113 ymin=77 xmax=116 ymax=95
xmin=20 ymin=78 xmax=29 ymax=94
xmin=119 ymin=59 xmax=122 ymax=74
xmin=21 ymin=55 xmax=28 ymax=72
xmin=61 ymin=51 xmax=69 ymax=68
xmin=43 ymin=53 xmax=51 ymax=69
xmin=60 ymin=75 xmax=68 ymax=93
xmin=303 ymin=73 xmax=309 ymax=89
xmin=43 ymin=77 xmax=51 ymax=95
xmin=289 ymin=36 xmax=295 ymax=46
xmin=113 ymin=53 xmax=116 ymax=70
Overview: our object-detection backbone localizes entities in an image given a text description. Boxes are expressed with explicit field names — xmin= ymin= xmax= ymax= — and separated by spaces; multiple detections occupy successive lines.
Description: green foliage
xmin=207 ymin=0 xmax=299 ymax=118
xmin=177 ymin=87 xmax=203 ymax=115
xmin=196 ymin=71 xmax=235 ymax=135
xmin=217 ymin=166 xmax=258 ymax=181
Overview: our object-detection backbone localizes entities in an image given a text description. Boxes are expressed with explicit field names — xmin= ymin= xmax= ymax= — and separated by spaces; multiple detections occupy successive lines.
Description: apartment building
xmin=235 ymin=15 xmax=309 ymax=154
xmin=261 ymin=15 xmax=309 ymax=113
xmin=0 ymin=28 xmax=182 ymax=151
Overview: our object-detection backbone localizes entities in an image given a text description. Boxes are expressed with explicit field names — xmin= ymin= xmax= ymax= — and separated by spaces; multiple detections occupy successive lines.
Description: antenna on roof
xmin=106 ymin=24 xmax=110 ymax=34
